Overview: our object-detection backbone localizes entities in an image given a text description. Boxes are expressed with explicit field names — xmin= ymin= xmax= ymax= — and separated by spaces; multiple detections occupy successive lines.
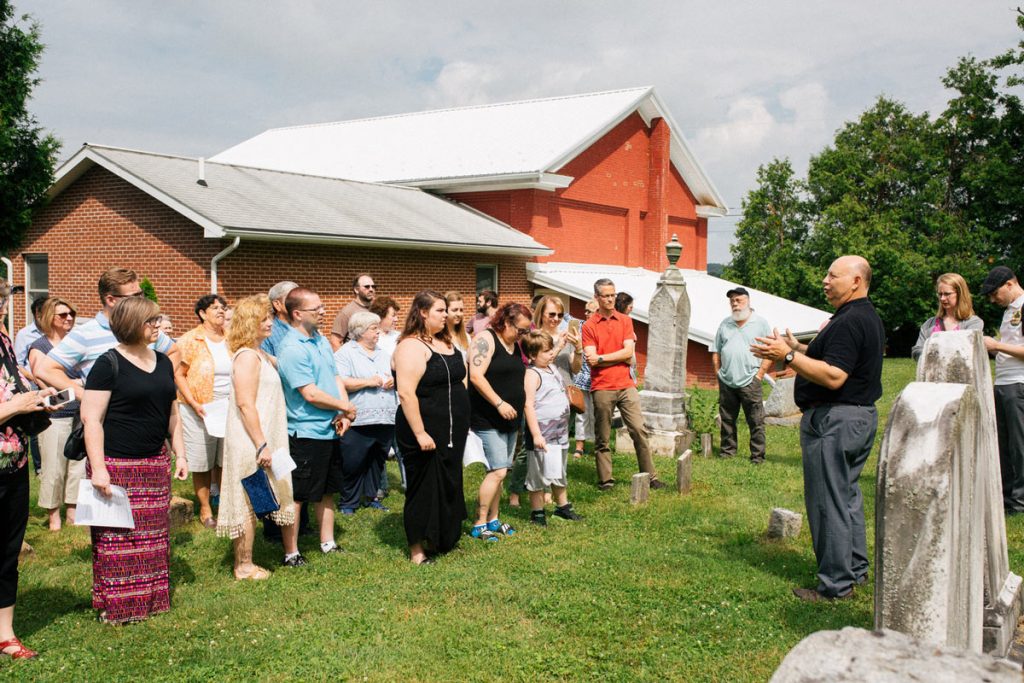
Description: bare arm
xmin=82 ymin=388 xmax=113 ymax=497
xmin=985 ymin=337 xmax=1024 ymax=360
xmin=750 ymin=329 xmax=848 ymax=390
xmin=584 ymin=339 xmax=634 ymax=367
xmin=711 ymin=352 xmax=720 ymax=375
xmin=166 ymin=342 xmax=181 ymax=371
xmin=523 ymin=370 xmax=545 ymax=451
xmin=35 ymin=354 xmax=83 ymax=400
xmin=297 ymin=382 xmax=355 ymax=417
xmin=394 ymin=340 xmax=434 ymax=451
xmin=28 ymin=349 xmax=50 ymax=389
xmin=469 ymin=332 xmax=517 ymax=420
xmin=756 ymin=357 xmax=773 ymax=380
xmin=167 ymin=401 xmax=188 ymax=480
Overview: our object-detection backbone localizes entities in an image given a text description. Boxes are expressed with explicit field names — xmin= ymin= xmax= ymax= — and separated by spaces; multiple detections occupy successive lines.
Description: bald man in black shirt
xmin=752 ymin=255 xmax=884 ymax=602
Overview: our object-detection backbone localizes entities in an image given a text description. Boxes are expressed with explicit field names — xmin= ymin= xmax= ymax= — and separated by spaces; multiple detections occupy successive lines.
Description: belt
xmin=802 ymin=402 xmax=873 ymax=410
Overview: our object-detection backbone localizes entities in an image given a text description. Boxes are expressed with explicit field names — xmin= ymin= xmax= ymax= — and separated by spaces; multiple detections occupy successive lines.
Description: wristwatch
xmin=784 ymin=351 xmax=795 ymax=364
xmin=597 ymin=355 xmax=603 ymax=365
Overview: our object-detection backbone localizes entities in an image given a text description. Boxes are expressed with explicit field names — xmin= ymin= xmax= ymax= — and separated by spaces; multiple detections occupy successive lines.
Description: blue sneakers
xmin=487 ymin=519 xmax=516 ymax=536
xmin=470 ymin=523 xmax=500 ymax=542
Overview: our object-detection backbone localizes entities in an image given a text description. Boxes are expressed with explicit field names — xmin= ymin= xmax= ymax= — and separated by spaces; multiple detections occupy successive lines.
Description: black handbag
xmin=0 ymin=339 xmax=50 ymax=437
xmin=64 ymin=349 xmax=119 ymax=461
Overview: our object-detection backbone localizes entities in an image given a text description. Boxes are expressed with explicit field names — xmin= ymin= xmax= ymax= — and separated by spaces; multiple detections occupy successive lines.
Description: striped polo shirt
xmin=48 ymin=311 xmax=174 ymax=378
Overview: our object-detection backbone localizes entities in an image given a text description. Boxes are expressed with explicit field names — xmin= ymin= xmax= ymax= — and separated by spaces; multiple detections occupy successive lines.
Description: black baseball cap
xmin=725 ymin=287 xmax=749 ymax=298
xmin=980 ymin=266 xmax=1016 ymax=295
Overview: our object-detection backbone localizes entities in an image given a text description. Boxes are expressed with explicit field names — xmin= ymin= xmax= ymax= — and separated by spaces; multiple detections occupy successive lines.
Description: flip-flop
xmin=202 ymin=517 xmax=217 ymax=529
xmin=235 ymin=566 xmax=271 ymax=581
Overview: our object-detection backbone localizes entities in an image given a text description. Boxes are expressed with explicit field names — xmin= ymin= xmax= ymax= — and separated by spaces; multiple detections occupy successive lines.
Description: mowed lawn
xmin=6 ymin=358 xmax=1024 ymax=681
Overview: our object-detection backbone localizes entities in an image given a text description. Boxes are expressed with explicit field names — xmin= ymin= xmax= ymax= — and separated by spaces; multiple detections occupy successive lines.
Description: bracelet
xmin=495 ymin=399 xmax=504 ymax=409
xmin=255 ymin=442 xmax=268 ymax=457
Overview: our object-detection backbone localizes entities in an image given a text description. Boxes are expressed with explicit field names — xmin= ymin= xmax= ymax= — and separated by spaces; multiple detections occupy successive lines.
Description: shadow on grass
xmin=14 ymin=586 xmax=87 ymax=638
xmin=372 ymin=511 xmax=409 ymax=552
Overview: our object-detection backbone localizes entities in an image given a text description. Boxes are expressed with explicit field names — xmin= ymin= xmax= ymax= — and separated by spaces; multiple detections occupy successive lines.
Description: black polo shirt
xmin=794 ymin=298 xmax=884 ymax=409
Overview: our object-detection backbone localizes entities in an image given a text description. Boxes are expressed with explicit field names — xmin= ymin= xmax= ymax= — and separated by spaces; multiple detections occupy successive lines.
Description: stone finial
xmin=665 ymin=233 xmax=683 ymax=268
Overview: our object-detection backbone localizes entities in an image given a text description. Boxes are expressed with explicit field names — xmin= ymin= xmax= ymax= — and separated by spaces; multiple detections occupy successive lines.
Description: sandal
xmin=573 ymin=449 xmax=584 ymax=460
xmin=202 ymin=517 xmax=217 ymax=530
xmin=0 ymin=636 xmax=39 ymax=660
xmin=234 ymin=566 xmax=271 ymax=581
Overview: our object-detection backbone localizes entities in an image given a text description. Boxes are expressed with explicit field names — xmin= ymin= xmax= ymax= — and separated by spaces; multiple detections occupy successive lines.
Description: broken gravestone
xmin=169 ymin=495 xmax=194 ymax=530
xmin=763 ymin=376 xmax=802 ymax=426
xmin=767 ymin=508 xmax=802 ymax=539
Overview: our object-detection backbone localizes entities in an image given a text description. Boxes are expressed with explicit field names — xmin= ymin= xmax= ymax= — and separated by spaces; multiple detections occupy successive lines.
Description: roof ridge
xmin=265 ymin=86 xmax=654 ymax=133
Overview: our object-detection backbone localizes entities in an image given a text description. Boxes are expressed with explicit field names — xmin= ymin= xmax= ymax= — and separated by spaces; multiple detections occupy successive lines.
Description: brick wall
xmin=12 ymin=166 xmax=533 ymax=333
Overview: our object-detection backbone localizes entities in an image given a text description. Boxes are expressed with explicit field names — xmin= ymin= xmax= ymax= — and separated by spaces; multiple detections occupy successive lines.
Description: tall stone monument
xmin=616 ymin=234 xmax=692 ymax=457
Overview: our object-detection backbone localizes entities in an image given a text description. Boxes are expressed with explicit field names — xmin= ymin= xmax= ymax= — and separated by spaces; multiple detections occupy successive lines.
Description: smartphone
xmin=568 ymin=319 xmax=581 ymax=336
xmin=44 ymin=388 xmax=74 ymax=408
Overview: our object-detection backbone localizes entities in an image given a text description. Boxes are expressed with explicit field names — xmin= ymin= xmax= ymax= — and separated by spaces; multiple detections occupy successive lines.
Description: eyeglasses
xmin=360 ymin=284 xmax=376 ymax=290
xmin=56 ymin=312 xmax=76 ymax=319
xmin=545 ymin=312 xmax=564 ymax=320
xmin=937 ymin=291 xmax=956 ymax=298
xmin=515 ymin=326 xmax=531 ymax=336
xmin=298 ymin=306 xmax=326 ymax=314
xmin=111 ymin=290 xmax=145 ymax=299
xmin=144 ymin=316 xmax=162 ymax=327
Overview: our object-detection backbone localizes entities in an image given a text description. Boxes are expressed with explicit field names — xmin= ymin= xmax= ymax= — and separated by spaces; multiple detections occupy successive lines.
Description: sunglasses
xmin=360 ymin=284 xmax=376 ymax=290
xmin=111 ymin=290 xmax=146 ymax=299
xmin=56 ymin=311 xmax=76 ymax=319
xmin=515 ymin=326 xmax=531 ymax=335
xmin=545 ymin=312 xmax=564 ymax=320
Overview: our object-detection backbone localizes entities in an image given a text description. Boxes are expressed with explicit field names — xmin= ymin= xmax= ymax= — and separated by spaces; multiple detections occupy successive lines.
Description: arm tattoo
xmin=472 ymin=335 xmax=491 ymax=367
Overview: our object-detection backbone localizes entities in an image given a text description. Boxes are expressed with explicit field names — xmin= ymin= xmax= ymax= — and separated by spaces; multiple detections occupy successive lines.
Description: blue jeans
xmin=475 ymin=429 xmax=517 ymax=471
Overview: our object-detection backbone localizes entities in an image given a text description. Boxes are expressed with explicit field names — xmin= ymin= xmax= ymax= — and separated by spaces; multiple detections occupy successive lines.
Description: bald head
xmin=823 ymin=255 xmax=872 ymax=309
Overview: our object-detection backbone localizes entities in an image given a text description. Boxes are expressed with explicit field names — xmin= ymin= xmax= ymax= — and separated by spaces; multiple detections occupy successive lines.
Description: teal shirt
xmin=712 ymin=313 xmax=772 ymax=389
xmin=276 ymin=327 xmax=341 ymax=439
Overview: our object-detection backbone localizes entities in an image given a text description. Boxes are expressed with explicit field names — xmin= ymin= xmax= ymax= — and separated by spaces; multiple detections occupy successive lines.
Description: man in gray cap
xmin=981 ymin=266 xmax=1024 ymax=514
xmin=712 ymin=287 xmax=773 ymax=463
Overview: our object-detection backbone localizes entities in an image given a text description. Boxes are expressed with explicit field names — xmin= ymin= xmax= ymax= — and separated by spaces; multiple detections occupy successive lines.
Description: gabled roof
xmin=211 ymin=87 xmax=728 ymax=216
xmin=48 ymin=144 xmax=552 ymax=256
xmin=526 ymin=262 xmax=831 ymax=349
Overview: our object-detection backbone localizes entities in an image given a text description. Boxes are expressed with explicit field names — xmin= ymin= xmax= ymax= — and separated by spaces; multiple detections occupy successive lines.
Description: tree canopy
xmin=726 ymin=12 xmax=1024 ymax=354
xmin=0 ymin=0 xmax=59 ymax=255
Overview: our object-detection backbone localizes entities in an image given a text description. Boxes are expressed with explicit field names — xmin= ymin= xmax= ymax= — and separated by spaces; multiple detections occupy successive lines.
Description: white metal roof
xmin=526 ymin=262 xmax=832 ymax=349
xmin=211 ymin=87 xmax=728 ymax=215
xmin=48 ymin=144 xmax=552 ymax=256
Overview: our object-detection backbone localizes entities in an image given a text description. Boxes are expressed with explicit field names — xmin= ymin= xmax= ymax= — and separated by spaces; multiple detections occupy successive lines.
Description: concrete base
xmin=985 ymin=572 xmax=1023 ymax=656
xmin=616 ymin=427 xmax=693 ymax=458
xmin=765 ymin=414 xmax=802 ymax=427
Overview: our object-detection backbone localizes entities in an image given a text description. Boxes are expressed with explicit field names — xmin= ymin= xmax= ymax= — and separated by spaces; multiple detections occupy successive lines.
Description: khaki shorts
xmin=525 ymin=445 xmax=567 ymax=491
xmin=180 ymin=402 xmax=223 ymax=473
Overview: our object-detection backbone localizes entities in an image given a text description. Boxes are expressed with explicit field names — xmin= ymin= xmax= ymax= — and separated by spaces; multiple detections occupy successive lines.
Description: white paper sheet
xmin=202 ymin=398 xmax=229 ymax=438
xmin=543 ymin=444 xmax=564 ymax=480
xmin=270 ymin=447 xmax=296 ymax=481
xmin=74 ymin=480 xmax=135 ymax=529
xmin=463 ymin=430 xmax=488 ymax=468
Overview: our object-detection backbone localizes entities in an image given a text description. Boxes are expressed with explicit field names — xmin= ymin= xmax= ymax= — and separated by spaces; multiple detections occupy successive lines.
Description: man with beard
xmin=277 ymin=287 xmax=357 ymax=565
xmin=468 ymin=289 xmax=498 ymax=337
xmin=330 ymin=273 xmax=376 ymax=351
xmin=711 ymin=287 xmax=772 ymax=463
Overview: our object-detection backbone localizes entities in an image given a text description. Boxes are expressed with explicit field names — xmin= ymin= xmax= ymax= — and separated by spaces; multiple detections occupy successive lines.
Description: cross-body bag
xmin=0 ymin=340 xmax=51 ymax=437
xmin=64 ymin=349 xmax=119 ymax=461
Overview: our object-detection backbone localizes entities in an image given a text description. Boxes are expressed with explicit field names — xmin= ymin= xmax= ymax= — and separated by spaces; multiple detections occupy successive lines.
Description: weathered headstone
xmin=19 ymin=541 xmax=33 ymax=562
xmin=169 ymin=495 xmax=194 ymax=530
xmin=630 ymin=472 xmax=650 ymax=505
xmin=700 ymin=433 xmax=712 ymax=458
xmin=676 ymin=449 xmax=692 ymax=494
xmin=875 ymin=381 xmax=984 ymax=653
xmin=917 ymin=330 xmax=1023 ymax=655
xmin=763 ymin=376 xmax=802 ymax=426
xmin=770 ymin=627 xmax=1019 ymax=683
xmin=616 ymin=235 xmax=692 ymax=457
xmin=767 ymin=508 xmax=802 ymax=539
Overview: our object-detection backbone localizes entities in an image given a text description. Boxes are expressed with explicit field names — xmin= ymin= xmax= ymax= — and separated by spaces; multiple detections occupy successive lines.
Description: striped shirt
xmin=261 ymin=316 xmax=292 ymax=357
xmin=48 ymin=311 xmax=173 ymax=378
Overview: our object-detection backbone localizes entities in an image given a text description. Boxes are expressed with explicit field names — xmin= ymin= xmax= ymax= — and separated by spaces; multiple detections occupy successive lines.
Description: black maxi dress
xmin=397 ymin=344 xmax=469 ymax=553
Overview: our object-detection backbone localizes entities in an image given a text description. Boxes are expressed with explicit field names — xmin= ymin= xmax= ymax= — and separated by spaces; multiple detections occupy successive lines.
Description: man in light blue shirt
xmin=276 ymin=287 xmax=356 ymax=566
xmin=711 ymin=287 xmax=772 ymax=463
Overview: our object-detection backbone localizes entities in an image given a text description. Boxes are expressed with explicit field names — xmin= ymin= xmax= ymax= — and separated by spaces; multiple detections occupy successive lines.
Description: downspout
xmin=210 ymin=236 xmax=240 ymax=294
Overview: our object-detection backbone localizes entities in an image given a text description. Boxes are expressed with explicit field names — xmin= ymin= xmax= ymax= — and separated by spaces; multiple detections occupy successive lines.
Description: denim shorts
xmin=475 ymin=428 xmax=517 ymax=471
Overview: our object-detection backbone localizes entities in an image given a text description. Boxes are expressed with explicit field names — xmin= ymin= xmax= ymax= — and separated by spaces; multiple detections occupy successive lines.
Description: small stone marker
xmin=769 ymin=627 xmax=1019 ymax=683
xmin=676 ymin=449 xmax=692 ymax=494
xmin=169 ymin=495 xmax=194 ymax=530
xmin=630 ymin=472 xmax=650 ymax=505
xmin=19 ymin=541 xmax=33 ymax=562
xmin=767 ymin=508 xmax=802 ymax=539
xmin=700 ymin=433 xmax=712 ymax=458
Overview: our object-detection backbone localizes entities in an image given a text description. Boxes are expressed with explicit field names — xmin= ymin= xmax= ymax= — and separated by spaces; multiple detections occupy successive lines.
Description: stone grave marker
xmin=630 ymin=472 xmax=650 ymax=505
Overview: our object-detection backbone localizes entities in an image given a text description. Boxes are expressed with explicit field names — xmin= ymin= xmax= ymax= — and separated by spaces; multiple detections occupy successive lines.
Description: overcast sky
xmin=16 ymin=1 xmax=1021 ymax=263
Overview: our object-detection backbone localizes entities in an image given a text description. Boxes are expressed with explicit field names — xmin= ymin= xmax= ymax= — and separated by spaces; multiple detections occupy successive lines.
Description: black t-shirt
xmin=469 ymin=329 xmax=527 ymax=433
xmin=794 ymin=298 xmax=884 ymax=409
xmin=85 ymin=350 xmax=176 ymax=459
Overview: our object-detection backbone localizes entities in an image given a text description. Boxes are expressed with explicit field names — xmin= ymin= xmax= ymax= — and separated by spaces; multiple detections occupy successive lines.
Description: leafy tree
xmin=139 ymin=276 xmax=158 ymax=304
xmin=0 ymin=0 xmax=59 ymax=253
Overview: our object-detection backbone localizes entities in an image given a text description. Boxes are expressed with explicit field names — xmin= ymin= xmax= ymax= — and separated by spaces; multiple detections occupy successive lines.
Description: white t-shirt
xmin=205 ymin=338 xmax=233 ymax=400
xmin=995 ymin=293 xmax=1024 ymax=386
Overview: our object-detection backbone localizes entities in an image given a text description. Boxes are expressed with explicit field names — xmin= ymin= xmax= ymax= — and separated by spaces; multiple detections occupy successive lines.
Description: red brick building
xmin=13 ymin=87 xmax=829 ymax=384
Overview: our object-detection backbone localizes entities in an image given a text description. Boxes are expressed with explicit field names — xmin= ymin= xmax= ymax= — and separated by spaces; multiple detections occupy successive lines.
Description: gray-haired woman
xmin=333 ymin=311 xmax=398 ymax=515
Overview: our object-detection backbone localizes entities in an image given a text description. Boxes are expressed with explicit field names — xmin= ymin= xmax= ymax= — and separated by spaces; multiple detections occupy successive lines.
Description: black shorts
xmin=289 ymin=436 xmax=343 ymax=503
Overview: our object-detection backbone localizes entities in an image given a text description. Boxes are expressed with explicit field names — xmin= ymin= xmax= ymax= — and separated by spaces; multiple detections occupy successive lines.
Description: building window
xmin=24 ymin=254 xmax=49 ymax=323
xmin=476 ymin=264 xmax=498 ymax=294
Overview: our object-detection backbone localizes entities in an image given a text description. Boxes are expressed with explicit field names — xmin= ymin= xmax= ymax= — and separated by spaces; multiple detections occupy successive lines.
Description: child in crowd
xmin=521 ymin=331 xmax=582 ymax=526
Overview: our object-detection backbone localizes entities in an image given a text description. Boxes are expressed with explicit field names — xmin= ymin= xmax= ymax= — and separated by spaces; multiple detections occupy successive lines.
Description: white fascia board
xmin=222 ymin=227 xmax=553 ymax=257
xmin=49 ymin=146 xmax=227 ymax=239
xmin=406 ymin=172 xmax=573 ymax=193
xmin=696 ymin=205 xmax=728 ymax=218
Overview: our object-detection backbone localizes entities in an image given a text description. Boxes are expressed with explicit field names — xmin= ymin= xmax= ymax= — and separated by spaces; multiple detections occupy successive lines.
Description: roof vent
xmin=197 ymin=157 xmax=208 ymax=187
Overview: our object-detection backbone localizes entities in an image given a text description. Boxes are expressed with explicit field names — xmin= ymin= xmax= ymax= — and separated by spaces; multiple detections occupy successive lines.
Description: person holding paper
xmin=521 ymin=331 xmax=582 ymax=526
xmin=81 ymin=296 xmax=188 ymax=624
xmin=174 ymin=294 xmax=230 ymax=528
xmin=217 ymin=295 xmax=295 ymax=580
xmin=333 ymin=311 xmax=398 ymax=515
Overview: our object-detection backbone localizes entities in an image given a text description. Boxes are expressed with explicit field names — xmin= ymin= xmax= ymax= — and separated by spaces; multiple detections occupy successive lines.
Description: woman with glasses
xmin=910 ymin=273 xmax=984 ymax=361
xmin=81 ymin=296 xmax=187 ymax=624
xmin=28 ymin=298 xmax=84 ymax=531
xmin=572 ymin=299 xmax=599 ymax=458
xmin=174 ymin=294 xmax=230 ymax=528
xmin=468 ymin=302 xmax=532 ymax=541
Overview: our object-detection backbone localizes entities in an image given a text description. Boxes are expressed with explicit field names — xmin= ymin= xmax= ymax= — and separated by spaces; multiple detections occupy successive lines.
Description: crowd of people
xmin=0 ymin=259 xmax=1022 ymax=658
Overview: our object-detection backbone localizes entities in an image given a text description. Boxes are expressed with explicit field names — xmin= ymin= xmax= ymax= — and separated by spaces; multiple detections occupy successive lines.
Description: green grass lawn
xmin=6 ymin=358 xmax=1024 ymax=681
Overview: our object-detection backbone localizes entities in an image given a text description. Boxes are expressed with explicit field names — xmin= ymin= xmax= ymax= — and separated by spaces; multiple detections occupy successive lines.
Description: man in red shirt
xmin=582 ymin=278 xmax=662 ymax=491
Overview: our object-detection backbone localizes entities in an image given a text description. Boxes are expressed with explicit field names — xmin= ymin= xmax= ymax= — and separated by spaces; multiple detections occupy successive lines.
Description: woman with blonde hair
xmin=217 ymin=294 xmax=295 ymax=579
xmin=911 ymin=273 xmax=984 ymax=360
xmin=81 ymin=296 xmax=187 ymax=624
xmin=28 ymin=297 xmax=84 ymax=531
xmin=444 ymin=291 xmax=470 ymax=354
